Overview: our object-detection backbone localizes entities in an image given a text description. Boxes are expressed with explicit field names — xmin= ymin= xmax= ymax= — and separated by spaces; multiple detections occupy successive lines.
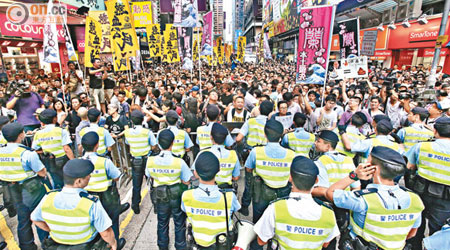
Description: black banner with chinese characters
xmin=338 ymin=18 xmax=359 ymax=59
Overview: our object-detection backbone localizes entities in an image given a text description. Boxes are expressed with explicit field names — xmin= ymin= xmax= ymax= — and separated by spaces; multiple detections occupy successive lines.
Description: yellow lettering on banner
xmin=131 ymin=2 xmax=153 ymax=28
xmin=162 ymin=24 xmax=180 ymax=63
xmin=146 ymin=24 xmax=161 ymax=58
xmin=89 ymin=11 xmax=112 ymax=53
xmin=237 ymin=36 xmax=246 ymax=63
xmin=84 ymin=16 xmax=102 ymax=68
xmin=193 ymin=32 xmax=202 ymax=62
xmin=106 ymin=0 xmax=139 ymax=71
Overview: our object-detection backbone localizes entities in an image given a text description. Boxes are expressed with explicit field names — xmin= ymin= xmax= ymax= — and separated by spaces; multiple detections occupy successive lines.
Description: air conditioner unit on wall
xmin=408 ymin=0 xmax=423 ymax=19
xmin=382 ymin=9 xmax=392 ymax=23
xmin=397 ymin=3 xmax=408 ymax=21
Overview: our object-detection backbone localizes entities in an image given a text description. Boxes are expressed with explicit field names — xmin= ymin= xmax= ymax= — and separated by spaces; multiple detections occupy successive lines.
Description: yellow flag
xmin=215 ymin=37 xmax=224 ymax=65
xmin=85 ymin=16 xmax=102 ymax=68
xmin=162 ymin=24 xmax=180 ymax=63
xmin=193 ymin=32 xmax=202 ymax=62
xmin=131 ymin=1 xmax=153 ymax=27
xmin=258 ymin=32 xmax=264 ymax=63
xmin=224 ymin=43 xmax=232 ymax=64
xmin=237 ymin=36 xmax=246 ymax=63
xmin=268 ymin=21 xmax=274 ymax=38
xmin=106 ymin=0 xmax=139 ymax=71
xmin=146 ymin=24 xmax=161 ymax=57
xmin=88 ymin=11 xmax=112 ymax=53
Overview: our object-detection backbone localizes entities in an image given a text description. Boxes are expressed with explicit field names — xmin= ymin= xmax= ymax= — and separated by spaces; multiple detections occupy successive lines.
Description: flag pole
xmin=198 ymin=28 xmax=201 ymax=90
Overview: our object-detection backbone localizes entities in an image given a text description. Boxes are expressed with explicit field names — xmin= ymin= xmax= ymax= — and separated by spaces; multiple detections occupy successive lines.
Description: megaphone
xmin=232 ymin=220 xmax=256 ymax=250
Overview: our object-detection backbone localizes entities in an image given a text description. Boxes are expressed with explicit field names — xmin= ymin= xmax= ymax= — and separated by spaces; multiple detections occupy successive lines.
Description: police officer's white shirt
xmin=254 ymin=192 xmax=340 ymax=243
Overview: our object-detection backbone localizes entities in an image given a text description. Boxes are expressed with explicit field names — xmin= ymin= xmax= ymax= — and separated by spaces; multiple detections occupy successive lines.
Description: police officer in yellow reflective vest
xmin=33 ymin=109 xmax=74 ymax=189
xmin=194 ymin=123 xmax=240 ymax=189
xmin=0 ymin=116 xmax=9 ymax=146
xmin=405 ymin=116 xmax=450 ymax=250
xmin=81 ymin=132 xmax=130 ymax=243
xmin=164 ymin=110 xmax=194 ymax=158
xmin=254 ymin=156 xmax=340 ymax=250
xmin=124 ymin=110 xmax=157 ymax=214
xmin=281 ymin=113 xmax=315 ymax=157
xmin=326 ymin=146 xmax=424 ymax=250
xmin=181 ymin=151 xmax=241 ymax=249
xmin=312 ymin=130 xmax=359 ymax=250
xmin=146 ymin=129 xmax=192 ymax=250
xmin=31 ymin=159 xmax=126 ymax=250
xmin=241 ymin=119 xmax=295 ymax=224
xmin=196 ymin=105 xmax=234 ymax=150
xmin=0 ymin=123 xmax=49 ymax=250
xmin=397 ymin=107 xmax=434 ymax=152
xmin=79 ymin=108 xmax=115 ymax=157
xmin=335 ymin=112 xmax=367 ymax=159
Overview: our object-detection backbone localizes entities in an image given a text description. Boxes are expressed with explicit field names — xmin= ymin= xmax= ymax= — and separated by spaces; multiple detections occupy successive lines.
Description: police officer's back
xmin=30 ymin=159 xmax=126 ymax=250
xmin=181 ymin=152 xmax=240 ymax=249
xmin=33 ymin=109 xmax=74 ymax=189
xmin=236 ymin=100 xmax=273 ymax=147
xmin=335 ymin=112 xmax=367 ymax=159
xmin=397 ymin=107 xmax=434 ymax=152
xmin=79 ymin=108 xmax=115 ymax=157
xmin=123 ymin=110 xmax=157 ymax=214
xmin=405 ymin=116 xmax=450 ymax=250
xmin=254 ymin=156 xmax=339 ymax=250
xmin=146 ymin=129 xmax=192 ymax=250
xmin=326 ymin=146 xmax=424 ymax=250
xmin=81 ymin=132 xmax=129 ymax=242
xmin=164 ymin=110 xmax=194 ymax=158
xmin=281 ymin=113 xmax=315 ymax=157
xmin=196 ymin=105 xmax=234 ymax=150
xmin=0 ymin=123 xmax=49 ymax=249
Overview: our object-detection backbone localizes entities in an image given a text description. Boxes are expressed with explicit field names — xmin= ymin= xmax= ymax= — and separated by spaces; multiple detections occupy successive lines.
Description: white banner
xmin=338 ymin=56 xmax=368 ymax=79
xmin=43 ymin=0 xmax=60 ymax=63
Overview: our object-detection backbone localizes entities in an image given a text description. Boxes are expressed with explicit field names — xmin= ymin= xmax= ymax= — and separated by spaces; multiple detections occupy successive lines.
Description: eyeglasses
xmin=80 ymin=96 xmax=87 ymax=99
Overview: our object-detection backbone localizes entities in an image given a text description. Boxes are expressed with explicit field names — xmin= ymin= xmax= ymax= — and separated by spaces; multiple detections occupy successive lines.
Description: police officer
xmin=124 ymin=110 xmax=157 ymax=214
xmin=81 ymin=132 xmax=129 ymax=242
xmin=326 ymin=146 xmax=424 ymax=250
xmin=181 ymin=151 xmax=240 ymax=249
xmin=236 ymin=100 xmax=273 ymax=147
xmin=253 ymin=156 xmax=340 ymax=249
xmin=397 ymin=107 xmax=434 ymax=152
xmin=196 ymin=105 xmax=234 ymax=150
xmin=164 ymin=110 xmax=194 ymax=158
xmin=312 ymin=130 xmax=359 ymax=250
xmin=405 ymin=116 xmax=450 ymax=250
xmin=0 ymin=123 xmax=48 ymax=250
xmin=0 ymin=116 xmax=9 ymax=145
xmin=79 ymin=108 xmax=115 ymax=157
xmin=240 ymin=119 xmax=295 ymax=221
xmin=194 ymin=123 xmax=240 ymax=189
xmin=146 ymin=129 xmax=192 ymax=250
xmin=281 ymin=113 xmax=315 ymax=157
xmin=30 ymin=159 xmax=126 ymax=250
xmin=335 ymin=112 xmax=367 ymax=159
xmin=423 ymin=218 xmax=450 ymax=250
xmin=32 ymin=109 xmax=74 ymax=189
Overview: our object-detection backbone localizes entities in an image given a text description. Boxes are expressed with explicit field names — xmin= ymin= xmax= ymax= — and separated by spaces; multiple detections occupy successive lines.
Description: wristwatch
xmin=349 ymin=171 xmax=359 ymax=181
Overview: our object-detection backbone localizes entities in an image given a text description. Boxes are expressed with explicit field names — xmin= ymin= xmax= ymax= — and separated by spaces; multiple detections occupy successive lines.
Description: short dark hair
xmin=162 ymin=100 xmax=173 ymax=109
xmin=325 ymin=94 xmax=337 ymax=103
xmin=293 ymin=113 xmax=306 ymax=127
xmin=88 ymin=114 xmax=99 ymax=123
xmin=173 ymin=92 xmax=182 ymax=103
xmin=118 ymin=91 xmax=126 ymax=96
xmin=282 ymin=92 xmax=293 ymax=102
xmin=435 ymin=122 xmax=450 ymax=138
xmin=277 ymin=100 xmax=288 ymax=110
xmin=63 ymin=174 xmax=78 ymax=185
xmin=152 ymin=89 xmax=160 ymax=98
xmin=371 ymin=157 xmax=405 ymax=180
xmin=260 ymin=101 xmax=274 ymax=116
xmin=352 ymin=114 xmax=366 ymax=127
xmin=82 ymin=142 xmax=96 ymax=152
xmin=291 ymin=170 xmax=316 ymax=191
xmin=370 ymin=96 xmax=382 ymax=103
xmin=131 ymin=116 xmax=143 ymax=125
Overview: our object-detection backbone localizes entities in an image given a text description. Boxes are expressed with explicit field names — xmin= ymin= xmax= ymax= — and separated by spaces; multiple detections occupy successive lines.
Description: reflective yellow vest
xmin=84 ymin=156 xmax=112 ymax=192
xmin=254 ymin=147 xmax=295 ymax=188
xmin=80 ymin=127 xmax=107 ymax=155
xmin=0 ymin=146 xmax=34 ymax=182
xmin=403 ymin=126 xmax=433 ymax=152
xmin=0 ymin=133 xmax=7 ymax=146
xmin=247 ymin=118 xmax=267 ymax=147
xmin=336 ymin=129 xmax=365 ymax=158
xmin=287 ymin=132 xmax=315 ymax=157
xmin=197 ymin=125 xmax=212 ymax=150
xmin=172 ymin=129 xmax=186 ymax=157
xmin=124 ymin=127 xmax=151 ymax=157
xmin=350 ymin=191 xmax=424 ymax=250
xmin=183 ymin=190 xmax=233 ymax=247
xmin=318 ymin=154 xmax=355 ymax=187
xmin=146 ymin=156 xmax=182 ymax=187
xmin=274 ymin=199 xmax=336 ymax=250
xmin=33 ymin=126 xmax=65 ymax=158
xmin=41 ymin=192 xmax=96 ymax=245
xmin=360 ymin=138 xmax=401 ymax=163
xmin=204 ymin=148 xmax=238 ymax=185
xmin=417 ymin=142 xmax=450 ymax=185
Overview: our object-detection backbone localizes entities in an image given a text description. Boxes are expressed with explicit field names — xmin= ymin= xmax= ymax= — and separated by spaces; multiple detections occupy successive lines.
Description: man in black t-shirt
xmin=88 ymin=58 xmax=107 ymax=114
xmin=104 ymin=63 xmax=116 ymax=104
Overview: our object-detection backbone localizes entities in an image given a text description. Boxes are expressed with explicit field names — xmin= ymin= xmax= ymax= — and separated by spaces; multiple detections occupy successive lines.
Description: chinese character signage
xmin=174 ymin=0 xmax=199 ymax=27
xmin=131 ymin=1 xmax=153 ymax=27
xmin=162 ymin=24 xmax=180 ymax=63
xmin=296 ymin=5 xmax=335 ymax=85
xmin=224 ymin=43 xmax=232 ymax=64
xmin=237 ymin=36 xmax=246 ymax=63
xmin=338 ymin=18 xmax=360 ymax=59
xmin=200 ymin=11 xmax=213 ymax=56
xmin=193 ymin=32 xmax=201 ymax=61
xmin=84 ymin=16 xmax=102 ymax=67
xmin=61 ymin=0 xmax=105 ymax=11
xmin=89 ymin=11 xmax=112 ymax=53
xmin=179 ymin=27 xmax=193 ymax=70
xmin=361 ymin=30 xmax=377 ymax=56
xmin=146 ymin=24 xmax=161 ymax=58
xmin=339 ymin=56 xmax=368 ymax=78
xmin=106 ymin=0 xmax=139 ymax=71
xmin=140 ymin=34 xmax=150 ymax=62
xmin=215 ymin=37 xmax=224 ymax=65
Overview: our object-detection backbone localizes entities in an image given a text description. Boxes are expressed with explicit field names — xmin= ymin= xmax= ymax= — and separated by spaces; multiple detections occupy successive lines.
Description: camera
xmin=6 ymin=80 xmax=30 ymax=98
xmin=399 ymin=91 xmax=411 ymax=100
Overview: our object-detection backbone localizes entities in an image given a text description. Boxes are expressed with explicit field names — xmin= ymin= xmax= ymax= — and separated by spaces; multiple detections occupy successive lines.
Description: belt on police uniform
xmin=43 ymin=233 xmax=108 ymax=250
xmin=413 ymin=175 xmax=450 ymax=200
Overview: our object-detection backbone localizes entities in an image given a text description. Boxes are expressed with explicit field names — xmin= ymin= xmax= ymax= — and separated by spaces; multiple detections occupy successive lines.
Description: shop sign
xmin=374 ymin=50 xmax=392 ymax=57
xmin=423 ymin=48 xmax=448 ymax=57
xmin=409 ymin=30 xmax=439 ymax=42
xmin=0 ymin=14 xmax=64 ymax=41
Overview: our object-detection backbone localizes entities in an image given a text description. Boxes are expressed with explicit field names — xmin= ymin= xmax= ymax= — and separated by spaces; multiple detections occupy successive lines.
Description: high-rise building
xmin=213 ymin=0 xmax=224 ymax=35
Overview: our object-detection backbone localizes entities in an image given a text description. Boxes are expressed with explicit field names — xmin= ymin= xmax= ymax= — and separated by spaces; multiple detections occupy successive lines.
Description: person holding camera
xmin=64 ymin=61 xmax=84 ymax=100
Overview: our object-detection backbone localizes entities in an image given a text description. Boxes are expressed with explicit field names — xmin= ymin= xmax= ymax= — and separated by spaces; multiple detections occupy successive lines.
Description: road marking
xmin=119 ymin=188 xmax=149 ymax=237
xmin=0 ymin=212 xmax=19 ymax=250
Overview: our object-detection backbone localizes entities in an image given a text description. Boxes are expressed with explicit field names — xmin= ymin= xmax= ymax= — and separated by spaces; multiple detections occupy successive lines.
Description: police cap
xmin=434 ymin=116 xmax=450 ymax=137
xmin=87 ymin=108 xmax=101 ymax=119
xmin=2 ymin=122 xmax=24 ymax=142
xmin=195 ymin=151 xmax=220 ymax=181
xmin=291 ymin=155 xmax=319 ymax=177
xmin=318 ymin=130 xmax=339 ymax=143
xmin=373 ymin=114 xmax=390 ymax=124
xmin=264 ymin=119 xmax=284 ymax=141
xmin=411 ymin=107 xmax=429 ymax=116
xmin=211 ymin=123 xmax=228 ymax=144
xmin=166 ymin=110 xmax=179 ymax=120
xmin=377 ymin=119 xmax=393 ymax=133
xmin=0 ymin=116 xmax=9 ymax=126
xmin=39 ymin=109 xmax=57 ymax=124
xmin=63 ymin=159 xmax=94 ymax=178
xmin=353 ymin=111 xmax=368 ymax=124
xmin=81 ymin=131 xmax=99 ymax=147
xmin=371 ymin=146 xmax=406 ymax=167
xmin=158 ymin=129 xmax=175 ymax=150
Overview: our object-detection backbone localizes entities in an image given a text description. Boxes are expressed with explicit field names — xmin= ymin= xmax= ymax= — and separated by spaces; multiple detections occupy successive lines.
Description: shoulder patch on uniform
xmin=171 ymin=153 xmax=181 ymax=158
xmin=18 ymin=144 xmax=33 ymax=151
xmin=269 ymin=196 xmax=290 ymax=205
xmin=354 ymin=188 xmax=378 ymax=197
xmin=200 ymin=147 xmax=212 ymax=152
xmin=219 ymin=188 xmax=234 ymax=194
xmin=398 ymin=186 xmax=413 ymax=193
xmin=313 ymin=197 xmax=334 ymax=210
xmin=79 ymin=192 xmax=99 ymax=202
xmin=46 ymin=189 xmax=61 ymax=194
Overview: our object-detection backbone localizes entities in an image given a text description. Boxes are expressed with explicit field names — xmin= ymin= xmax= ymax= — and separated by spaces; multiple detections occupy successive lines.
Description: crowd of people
xmin=0 ymin=57 xmax=449 ymax=250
